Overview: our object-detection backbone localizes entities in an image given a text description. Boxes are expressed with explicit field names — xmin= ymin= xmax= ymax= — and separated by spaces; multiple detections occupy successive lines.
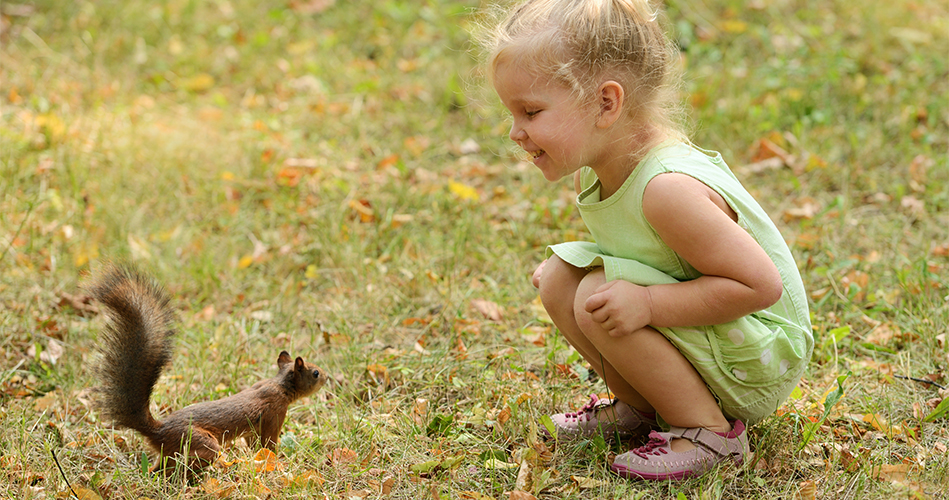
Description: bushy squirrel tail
xmin=87 ymin=263 xmax=175 ymax=438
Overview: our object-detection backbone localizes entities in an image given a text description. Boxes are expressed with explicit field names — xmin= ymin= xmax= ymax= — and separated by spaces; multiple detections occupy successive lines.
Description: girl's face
xmin=493 ymin=58 xmax=602 ymax=182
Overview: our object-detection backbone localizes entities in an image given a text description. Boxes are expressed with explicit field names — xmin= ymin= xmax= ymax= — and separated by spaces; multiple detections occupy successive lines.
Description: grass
xmin=1 ymin=0 xmax=947 ymax=498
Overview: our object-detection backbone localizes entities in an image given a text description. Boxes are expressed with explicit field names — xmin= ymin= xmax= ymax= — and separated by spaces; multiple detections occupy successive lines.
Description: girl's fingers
xmin=584 ymin=290 xmax=608 ymax=313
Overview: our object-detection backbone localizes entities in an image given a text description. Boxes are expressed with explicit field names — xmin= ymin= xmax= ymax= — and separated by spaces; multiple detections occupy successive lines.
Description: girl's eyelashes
xmin=525 ymin=109 xmax=541 ymax=118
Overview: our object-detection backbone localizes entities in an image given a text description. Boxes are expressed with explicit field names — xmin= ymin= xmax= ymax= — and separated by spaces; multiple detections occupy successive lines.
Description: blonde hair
xmin=482 ymin=0 xmax=687 ymax=146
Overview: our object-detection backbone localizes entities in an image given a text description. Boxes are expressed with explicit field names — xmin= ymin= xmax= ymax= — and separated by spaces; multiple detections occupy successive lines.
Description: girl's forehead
xmin=494 ymin=57 xmax=556 ymax=92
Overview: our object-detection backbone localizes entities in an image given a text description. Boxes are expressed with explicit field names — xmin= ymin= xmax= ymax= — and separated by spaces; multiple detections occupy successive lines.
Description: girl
xmin=485 ymin=0 xmax=812 ymax=481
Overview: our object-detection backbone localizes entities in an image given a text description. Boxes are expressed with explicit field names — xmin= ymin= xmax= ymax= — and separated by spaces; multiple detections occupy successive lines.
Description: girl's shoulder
xmin=648 ymin=141 xmax=724 ymax=171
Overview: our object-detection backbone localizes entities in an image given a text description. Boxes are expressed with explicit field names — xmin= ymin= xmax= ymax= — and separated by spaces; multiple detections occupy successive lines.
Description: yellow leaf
xmin=74 ymin=242 xmax=99 ymax=268
xmin=721 ymin=19 xmax=748 ymax=34
xmin=789 ymin=385 xmax=804 ymax=400
xmin=482 ymin=458 xmax=518 ymax=470
xmin=35 ymin=113 xmax=67 ymax=141
xmin=58 ymin=487 xmax=102 ymax=500
xmin=238 ymin=254 xmax=254 ymax=269
xmin=449 ymin=181 xmax=479 ymax=201
xmin=181 ymin=73 xmax=215 ymax=93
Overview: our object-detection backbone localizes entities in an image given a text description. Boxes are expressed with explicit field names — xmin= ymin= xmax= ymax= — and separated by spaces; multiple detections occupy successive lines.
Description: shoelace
xmin=632 ymin=431 xmax=669 ymax=458
xmin=564 ymin=394 xmax=602 ymax=421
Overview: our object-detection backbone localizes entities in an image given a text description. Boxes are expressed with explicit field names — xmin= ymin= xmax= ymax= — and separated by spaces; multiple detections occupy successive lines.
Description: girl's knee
xmin=537 ymin=257 xmax=578 ymax=303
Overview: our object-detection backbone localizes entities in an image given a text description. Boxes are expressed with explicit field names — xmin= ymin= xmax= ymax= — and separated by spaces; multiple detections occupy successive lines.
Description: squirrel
xmin=86 ymin=263 xmax=326 ymax=476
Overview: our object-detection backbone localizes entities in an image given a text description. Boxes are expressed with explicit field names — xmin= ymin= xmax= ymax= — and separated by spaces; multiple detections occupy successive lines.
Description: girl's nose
xmin=509 ymin=121 xmax=526 ymax=143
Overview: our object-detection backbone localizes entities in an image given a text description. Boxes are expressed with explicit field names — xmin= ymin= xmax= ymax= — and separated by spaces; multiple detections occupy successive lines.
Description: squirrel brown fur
xmin=86 ymin=263 xmax=326 ymax=476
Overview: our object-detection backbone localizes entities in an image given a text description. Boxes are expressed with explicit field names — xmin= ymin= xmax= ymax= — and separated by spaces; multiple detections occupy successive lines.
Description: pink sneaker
xmin=542 ymin=394 xmax=659 ymax=442
xmin=611 ymin=420 xmax=749 ymax=480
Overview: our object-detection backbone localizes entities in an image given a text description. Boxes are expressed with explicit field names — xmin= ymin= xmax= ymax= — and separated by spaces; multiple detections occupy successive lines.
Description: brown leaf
xmin=900 ymin=196 xmax=925 ymax=217
xmin=454 ymin=337 xmax=468 ymax=360
xmin=459 ymin=492 xmax=495 ymax=500
xmin=783 ymin=197 xmax=821 ymax=222
xmin=870 ymin=463 xmax=911 ymax=482
xmin=202 ymin=478 xmax=236 ymax=498
xmin=508 ymin=491 xmax=537 ymax=500
xmin=908 ymin=154 xmax=931 ymax=192
xmin=412 ymin=398 xmax=429 ymax=426
xmin=497 ymin=406 xmax=511 ymax=425
xmin=751 ymin=137 xmax=794 ymax=164
xmin=349 ymin=199 xmax=375 ymax=223
xmin=381 ymin=476 xmax=395 ymax=495
xmin=289 ymin=0 xmax=336 ymax=14
xmin=58 ymin=292 xmax=97 ymax=315
xmin=932 ymin=242 xmax=949 ymax=257
xmin=471 ymin=299 xmax=503 ymax=321
xmin=328 ymin=447 xmax=359 ymax=466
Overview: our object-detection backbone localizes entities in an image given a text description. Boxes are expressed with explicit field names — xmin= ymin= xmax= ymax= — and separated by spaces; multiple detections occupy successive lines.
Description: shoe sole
xmin=611 ymin=457 xmax=743 ymax=481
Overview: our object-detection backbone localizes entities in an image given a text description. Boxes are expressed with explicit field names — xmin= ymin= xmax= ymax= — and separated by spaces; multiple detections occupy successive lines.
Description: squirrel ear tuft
xmin=277 ymin=351 xmax=292 ymax=366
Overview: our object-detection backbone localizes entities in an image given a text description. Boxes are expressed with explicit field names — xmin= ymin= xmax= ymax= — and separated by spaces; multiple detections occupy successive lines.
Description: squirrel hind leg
xmin=152 ymin=427 xmax=221 ymax=480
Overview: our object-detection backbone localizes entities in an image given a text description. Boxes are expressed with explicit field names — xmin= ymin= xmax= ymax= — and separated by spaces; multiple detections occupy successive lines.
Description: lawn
xmin=1 ymin=0 xmax=947 ymax=498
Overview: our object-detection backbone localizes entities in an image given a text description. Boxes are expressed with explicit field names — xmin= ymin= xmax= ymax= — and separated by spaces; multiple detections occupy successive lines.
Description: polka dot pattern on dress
xmin=779 ymin=359 xmax=790 ymax=375
xmin=728 ymin=329 xmax=745 ymax=345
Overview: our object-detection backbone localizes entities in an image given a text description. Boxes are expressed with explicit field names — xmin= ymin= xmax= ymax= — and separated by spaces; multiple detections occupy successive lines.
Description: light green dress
xmin=548 ymin=141 xmax=812 ymax=425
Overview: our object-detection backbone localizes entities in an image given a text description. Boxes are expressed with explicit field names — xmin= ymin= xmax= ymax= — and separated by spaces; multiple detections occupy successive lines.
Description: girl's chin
xmin=536 ymin=164 xmax=570 ymax=182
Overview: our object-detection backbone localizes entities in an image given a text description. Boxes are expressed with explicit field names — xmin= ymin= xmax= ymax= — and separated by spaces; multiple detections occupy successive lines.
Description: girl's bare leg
xmin=538 ymin=256 xmax=653 ymax=413
xmin=573 ymin=268 xmax=731 ymax=450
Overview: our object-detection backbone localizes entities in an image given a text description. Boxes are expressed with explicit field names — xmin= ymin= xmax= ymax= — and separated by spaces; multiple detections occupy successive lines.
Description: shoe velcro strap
xmin=667 ymin=427 xmax=737 ymax=457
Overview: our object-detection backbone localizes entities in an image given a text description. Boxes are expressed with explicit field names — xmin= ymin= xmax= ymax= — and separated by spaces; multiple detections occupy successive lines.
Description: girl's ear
xmin=596 ymin=81 xmax=625 ymax=128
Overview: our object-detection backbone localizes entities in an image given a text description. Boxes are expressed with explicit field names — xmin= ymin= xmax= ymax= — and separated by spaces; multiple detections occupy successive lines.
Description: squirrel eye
xmin=312 ymin=370 xmax=320 ymax=379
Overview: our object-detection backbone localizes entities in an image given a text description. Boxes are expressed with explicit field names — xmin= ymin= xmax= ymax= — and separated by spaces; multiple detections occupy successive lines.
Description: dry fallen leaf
xmin=870 ymin=463 xmax=911 ymax=482
xmin=289 ymin=0 xmax=336 ymax=14
xmin=570 ymin=475 xmax=609 ymax=489
xmin=202 ymin=477 xmax=236 ymax=498
xmin=58 ymin=292 xmax=97 ymax=315
xmin=783 ymin=197 xmax=821 ymax=222
xmin=471 ymin=299 xmax=503 ymax=321
xmin=796 ymin=480 xmax=817 ymax=500
xmin=328 ymin=447 xmax=359 ymax=466
xmin=459 ymin=492 xmax=494 ymax=500
xmin=900 ymin=196 xmax=925 ymax=218
xmin=253 ymin=448 xmax=281 ymax=472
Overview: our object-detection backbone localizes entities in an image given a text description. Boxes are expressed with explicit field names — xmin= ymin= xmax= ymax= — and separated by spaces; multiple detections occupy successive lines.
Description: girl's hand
xmin=531 ymin=259 xmax=548 ymax=289
xmin=584 ymin=280 xmax=653 ymax=337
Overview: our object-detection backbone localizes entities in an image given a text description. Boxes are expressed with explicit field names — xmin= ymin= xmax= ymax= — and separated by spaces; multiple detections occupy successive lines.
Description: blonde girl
xmin=485 ymin=0 xmax=812 ymax=480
